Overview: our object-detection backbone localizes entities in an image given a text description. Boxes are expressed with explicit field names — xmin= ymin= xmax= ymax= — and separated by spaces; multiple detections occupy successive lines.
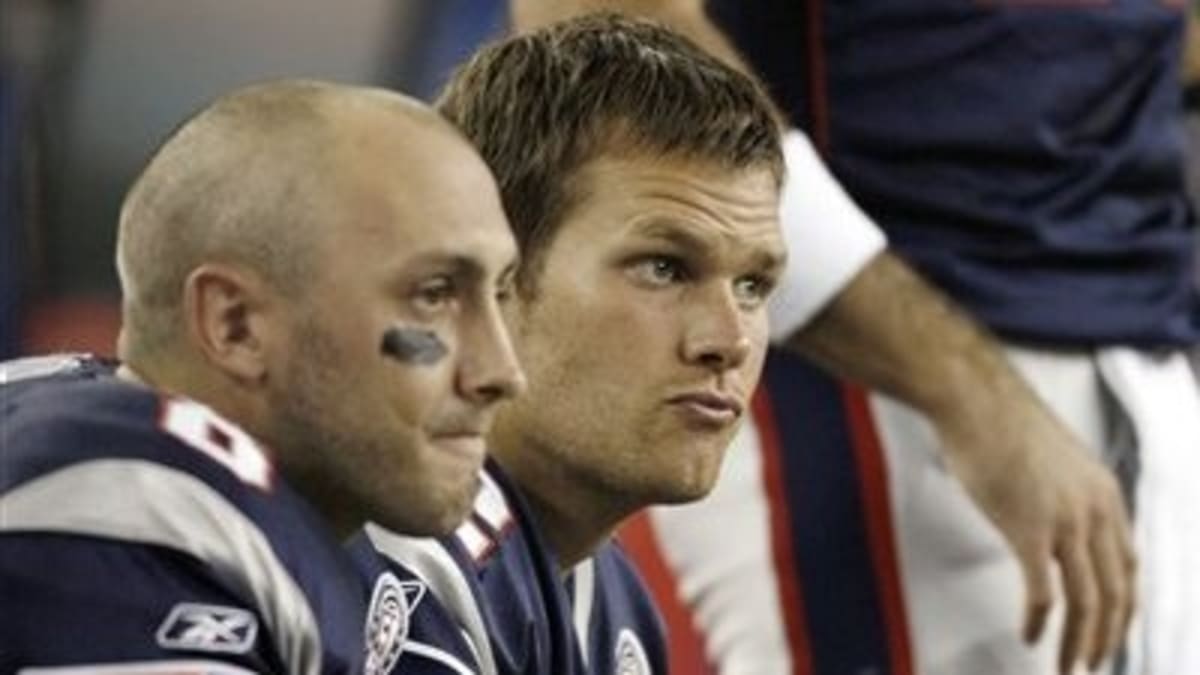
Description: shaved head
xmin=111 ymin=78 xmax=524 ymax=536
xmin=116 ymin=79 xmax=458 ymax=363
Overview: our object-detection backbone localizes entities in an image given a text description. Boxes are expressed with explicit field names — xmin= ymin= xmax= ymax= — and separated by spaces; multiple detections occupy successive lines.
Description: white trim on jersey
xmin=767 ymin=129 xmax=887 ymax=342
xmin=456 ymin=520 xmax=493 ymax=561
xmin=405 ymin=640 xmax=480 ymax=675
xmin=453 ymin=472 xmax=514 ymax=562
xmin=1 ymin=460 xmax=323 ymax=675
xmin=570 ymin=559 xmax=596 ymax=667
xmin=19 ymin=660 xmax=258 ymax=674
xmin=0 ymin=353 xmax=89 ymax=384
xmin=364 ymin=523 xmax=498 ymax=675
xmin=473 ymin=472 xmax=513 ymax=533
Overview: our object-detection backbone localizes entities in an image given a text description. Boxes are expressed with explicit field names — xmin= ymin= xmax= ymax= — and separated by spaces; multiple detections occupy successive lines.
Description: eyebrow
xmin=432 ymin=254 xmax=485 ymax=279
xmin=388 ymin=251 xmax=503 ymax=288
xmin=496 ymin=260 xmax=518 ymax=288
xmin=633 ymin=220 xmax=787 ymax=274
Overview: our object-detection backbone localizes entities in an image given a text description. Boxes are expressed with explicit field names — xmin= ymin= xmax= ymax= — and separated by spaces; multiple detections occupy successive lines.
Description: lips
xmin=667 ymin=390 xmax=744 ymax=428
xmin=429 ymin=429 xmax=487 ymax=462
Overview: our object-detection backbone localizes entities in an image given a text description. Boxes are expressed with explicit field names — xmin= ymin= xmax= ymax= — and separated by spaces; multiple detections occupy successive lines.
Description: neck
xmin=291 ymin=481 xmax=362 ymax=539
xmin=116 ymin=358 xmax=170 ymax=393
xmin=492 ymin=437 xmax=640 ymax=570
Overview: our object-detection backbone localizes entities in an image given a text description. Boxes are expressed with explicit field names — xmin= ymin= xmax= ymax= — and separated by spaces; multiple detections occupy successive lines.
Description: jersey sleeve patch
xmin=363 ymin=524 xmax=498 ymax=675
xmin=156 ymin=603 xmax=259 ymax=655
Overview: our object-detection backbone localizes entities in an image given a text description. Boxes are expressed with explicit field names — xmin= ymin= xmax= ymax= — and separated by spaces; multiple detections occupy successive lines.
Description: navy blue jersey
xmin=0 ymin=354 xmax=377 ymax=674
xmin=347 ymin=540 xmax=484 ymax=674
xmin=567 ymin=544 xmax=668 ymax=675
xmin=711 ymin=0 xmax=1200 ymax=347
xmin=354 ymin=460 xmax=666 ymax=675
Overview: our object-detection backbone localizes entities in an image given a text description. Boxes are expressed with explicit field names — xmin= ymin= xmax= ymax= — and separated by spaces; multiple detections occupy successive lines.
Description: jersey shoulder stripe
xmin=3 ymin=459 xmax=323 ymax=673
xmin=1 ymin=356 xmax=367 ymax=673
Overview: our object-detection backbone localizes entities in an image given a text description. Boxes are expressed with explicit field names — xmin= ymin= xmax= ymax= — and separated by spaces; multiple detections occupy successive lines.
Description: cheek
xmin=743 ymin=316 xmax=771 ymax=377
xmin=320 ymin=328 xmax=452 ymax=433
xmin=521 ymin=294 xmax=671 ymax=380
xmin=353 ymin=314 xmax=461 ymax=423
xmin=379 ymin=365 xmax=456 ymax=428
xmin=734 ymin=312 xmax=772 ymax=391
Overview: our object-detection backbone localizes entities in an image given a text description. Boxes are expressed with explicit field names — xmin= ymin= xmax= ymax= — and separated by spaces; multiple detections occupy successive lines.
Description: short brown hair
xmin=437 ymin=12 xmax=783 ymax=293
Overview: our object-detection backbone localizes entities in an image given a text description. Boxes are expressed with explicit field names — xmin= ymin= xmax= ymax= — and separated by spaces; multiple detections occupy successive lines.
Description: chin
xmin=374 ymin=479 xmax=479 ymax=537
xmin=656 ymin=481 xmax=717 ymax=505
xmin=656 ymin=446 xmax=725 ymax=503
xmin=639 ymin=467 xmax=720 ymax=506
xmin=420 ymin=510 xmax=469 ymax=537
xmin=375 ymin=506 xmax=461 ymax=538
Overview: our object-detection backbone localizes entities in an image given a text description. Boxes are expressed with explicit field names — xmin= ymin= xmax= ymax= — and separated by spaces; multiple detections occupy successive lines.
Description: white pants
xmin=645 ymin=346 xmax=1200 ymax=674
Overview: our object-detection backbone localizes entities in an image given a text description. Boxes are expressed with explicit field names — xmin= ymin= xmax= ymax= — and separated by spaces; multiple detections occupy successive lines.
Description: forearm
xmin=786 ymin=251 xmax=1037 ymax=448
xmin=1186 ymin=9 xmax=1200 ymax=87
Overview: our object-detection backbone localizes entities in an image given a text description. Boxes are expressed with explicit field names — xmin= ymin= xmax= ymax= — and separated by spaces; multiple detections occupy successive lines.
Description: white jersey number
xmin=159 ymin=397 xmax=273 ymax=490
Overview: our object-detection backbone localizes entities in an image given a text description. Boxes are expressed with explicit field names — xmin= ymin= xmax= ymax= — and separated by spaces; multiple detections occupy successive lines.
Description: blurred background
xmin=3 ymin=1 xmax=1200 ymax=362
xmin=1 ymin=0 xmax=507 ymax=359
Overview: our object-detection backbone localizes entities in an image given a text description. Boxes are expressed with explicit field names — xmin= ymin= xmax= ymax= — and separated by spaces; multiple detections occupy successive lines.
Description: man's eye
xmin=495 ymin=279 xmax=515 ymax=304
xmin=733 ymin=274 xmax=774 ymax=305
xmin=629 ymin=255 xmax=688 ymax=286
xmin=413 ymin=277 xmax=457 ymax=312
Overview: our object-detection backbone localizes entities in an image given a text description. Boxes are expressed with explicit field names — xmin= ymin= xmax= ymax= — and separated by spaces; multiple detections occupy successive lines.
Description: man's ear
xmin=182 ymin=262 xmax=277 ymax=382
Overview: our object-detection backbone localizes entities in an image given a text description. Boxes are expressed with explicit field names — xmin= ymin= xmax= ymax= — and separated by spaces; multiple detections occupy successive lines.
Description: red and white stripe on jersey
xmin=455 ymin=471 xmax=515 ymax=563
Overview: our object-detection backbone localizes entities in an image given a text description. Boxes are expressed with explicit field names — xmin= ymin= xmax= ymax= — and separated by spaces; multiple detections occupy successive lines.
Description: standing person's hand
xmin=935 ymin=399 xmax=1136 ymax=675
xmin=794 ymin=253 xmax=1137 ymax=675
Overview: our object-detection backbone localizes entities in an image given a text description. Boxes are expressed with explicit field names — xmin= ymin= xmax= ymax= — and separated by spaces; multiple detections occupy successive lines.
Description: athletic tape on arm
xmin=768 ymin=130 xmax=887 ymax=341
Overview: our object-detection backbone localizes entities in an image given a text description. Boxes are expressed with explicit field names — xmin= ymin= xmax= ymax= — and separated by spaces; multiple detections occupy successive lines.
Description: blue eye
xmin=733 ymin=275 xmax=774 ymax=306
xmin=630 ymin=255 xmax=688 ymax=286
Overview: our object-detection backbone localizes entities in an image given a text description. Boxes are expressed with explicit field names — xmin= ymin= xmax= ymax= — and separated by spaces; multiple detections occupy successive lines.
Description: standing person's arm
xmin=1184 ymin=9 xmax=1200 ymax=87
xmin=511 ymin=2 xmax=1135 ymax=672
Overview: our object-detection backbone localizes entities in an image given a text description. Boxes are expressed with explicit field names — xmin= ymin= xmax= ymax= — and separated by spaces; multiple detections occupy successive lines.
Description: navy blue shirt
xmin=0 ymin=355 xmax=371 ymax=673
xmin=354 ymin=460 xmax=667 ymax=675
xmin=711 ymin=0 xmax=1200 ymax=346
xmin=569 ymin=543 xmax=668 ymax=675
